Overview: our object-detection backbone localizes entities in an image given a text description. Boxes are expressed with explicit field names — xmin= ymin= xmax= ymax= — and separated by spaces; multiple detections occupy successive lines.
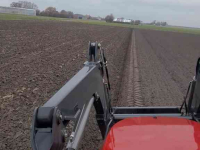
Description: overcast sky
xmin=1 ymin=0 xmax=200 ymax=28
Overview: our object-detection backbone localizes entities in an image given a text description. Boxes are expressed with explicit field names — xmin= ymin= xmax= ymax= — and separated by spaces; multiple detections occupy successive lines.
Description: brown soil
xmin=135 ymin=29 xmax=200 ymax=106
xmin=0 ymin=20 xmax=131 ymax=150
xmin=119 ymin=29 xmax=200 ymax=107
xmin=1 ymin=20 xmax=200 ymax=150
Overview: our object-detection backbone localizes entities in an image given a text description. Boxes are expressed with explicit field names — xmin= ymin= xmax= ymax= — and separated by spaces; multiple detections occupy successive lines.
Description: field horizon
xmin=1 ymin=13 xmax=200 ymax=35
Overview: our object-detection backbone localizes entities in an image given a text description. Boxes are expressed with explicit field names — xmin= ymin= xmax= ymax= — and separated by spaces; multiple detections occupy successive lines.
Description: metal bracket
xmin=88 ymin=42 xmax=102 ymax=62
xmin=93 ymin=93 xmax=107 ymax=139
xmin=31 ymin=107 xmax=65 ymax=150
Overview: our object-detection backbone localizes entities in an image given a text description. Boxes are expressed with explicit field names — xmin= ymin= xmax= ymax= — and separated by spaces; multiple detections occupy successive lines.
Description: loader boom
xmin=31 ymin=42 xmax=200 ymax=150
xmin=31 ymin=42 xmax=111 ymax=150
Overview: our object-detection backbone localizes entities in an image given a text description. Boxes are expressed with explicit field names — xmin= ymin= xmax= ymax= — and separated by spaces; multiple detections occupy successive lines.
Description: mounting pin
xmin=56 ymin=109 xmax=62 ymax=124
xmin=70 ymin=132 xmax=75 ymax=142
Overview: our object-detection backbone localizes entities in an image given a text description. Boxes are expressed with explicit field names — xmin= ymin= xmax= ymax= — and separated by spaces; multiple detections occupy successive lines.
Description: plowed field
xmin=0 ymin=20 xmax=200 ymax=150
xmin=0 ymin=20 xmax=131 ymax=150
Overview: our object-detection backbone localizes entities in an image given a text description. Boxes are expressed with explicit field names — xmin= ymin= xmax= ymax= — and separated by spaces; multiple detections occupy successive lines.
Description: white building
xmin=0 ymin=6 xmax=36 ymax=16
xmin=123 ymin=19 xmax=132 ymax=23
xmin=113 ymin=18 xmax=132 ymax=23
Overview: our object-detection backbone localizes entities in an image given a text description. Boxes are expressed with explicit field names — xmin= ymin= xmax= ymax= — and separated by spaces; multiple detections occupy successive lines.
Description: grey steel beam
xmin=67 ymin=97 xmax=94 ymax=150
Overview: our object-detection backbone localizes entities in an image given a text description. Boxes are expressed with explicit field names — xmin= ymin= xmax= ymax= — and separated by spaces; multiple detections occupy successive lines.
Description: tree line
xmin=38 ymin=7 xmax=74 ymax=18
xmin=10 ymin=1 xmax=167 ymax=26
xmin=10 ymin=1 xmax=114 ymax=21
xmin=10 ymin=1 xmax=74 ymax=18
xmin=149 ymin=20 xmax=168 ymax=26
xmin=10 ymin=1 xmax=101 ymax=19
xmin=10 ymin=1 xmax=38 ymax=9
xmin=105 ymin=14 xmax=114 ymax=22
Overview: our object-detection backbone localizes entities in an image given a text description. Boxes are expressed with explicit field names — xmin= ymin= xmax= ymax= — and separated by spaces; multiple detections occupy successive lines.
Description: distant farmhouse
xmin=113 ymin=18 xmax=132 ymax=23
xmin=0 ymin=6 xmax=36 ymax=16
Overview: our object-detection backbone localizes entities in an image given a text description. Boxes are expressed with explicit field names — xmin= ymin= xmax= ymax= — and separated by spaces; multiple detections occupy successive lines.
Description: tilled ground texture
xmin=118 ymin=29 xmax=200 ymax=107
xmin=0 ymin=20 xmax=131 ymax=150
xmin=135 ymin=29 xmax=200 ymax=106
xmin=2 ymin=20 xmax=200 ymax=150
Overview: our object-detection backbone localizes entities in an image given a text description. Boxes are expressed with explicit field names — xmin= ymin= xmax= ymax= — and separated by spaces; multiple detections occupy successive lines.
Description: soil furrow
xmin=117 ymin=30 xmax=142 ymax=107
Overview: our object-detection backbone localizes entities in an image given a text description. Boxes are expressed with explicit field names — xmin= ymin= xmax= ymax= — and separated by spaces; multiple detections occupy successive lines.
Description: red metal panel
xmin=102 ymin=117 xmax=200 ymax=150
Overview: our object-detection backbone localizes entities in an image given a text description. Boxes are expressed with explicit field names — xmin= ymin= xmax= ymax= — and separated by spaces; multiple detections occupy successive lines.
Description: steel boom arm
xmin=31 ymin=42 xmax=111 ymax=150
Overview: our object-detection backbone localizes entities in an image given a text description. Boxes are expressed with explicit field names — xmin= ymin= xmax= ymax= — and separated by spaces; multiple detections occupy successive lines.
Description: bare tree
xmin=105 ymin=14 xmax=114 ymax=22
xmin=39 ymin=11 xmax=45 ymax=16
xmin=150 ymin=20 xmax=156 ymax=25
xmin=155 ymin=22 xmax=161 ymax=26
xmin=134 ymin=20 xmax=141 ymax=25
xmin=44 ymin=7 xmax=59 ymax=17
xmin=66 ymin=11 xmax=73 ymax=18
xmin=10 ymin=1 xmax=38 ymax=9
xmin=10 ymin=2 xmax=22 ymax=8
xmin=161 ymin=22 xmax=167 ymax=26
xmin=60 ymin=10 xmax=67 ymax=18
xmin=20 ymin=1 xmax=38 ymax=9
xmin=36 ymin=9 xmax=40 ymax=16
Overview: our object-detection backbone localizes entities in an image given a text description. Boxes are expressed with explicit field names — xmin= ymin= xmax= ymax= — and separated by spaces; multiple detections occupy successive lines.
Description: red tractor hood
xmin=102 ymin=117 xmax=200 ymax=150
